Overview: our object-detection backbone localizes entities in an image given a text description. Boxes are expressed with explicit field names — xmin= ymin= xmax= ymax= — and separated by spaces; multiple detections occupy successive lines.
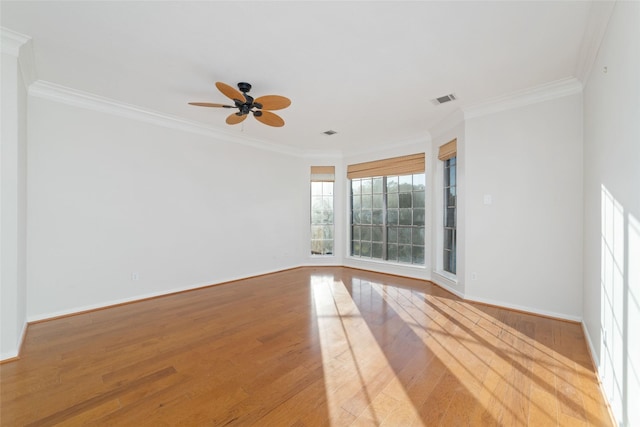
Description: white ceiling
xmin=2 ymin=1 xmax=598 ymax=155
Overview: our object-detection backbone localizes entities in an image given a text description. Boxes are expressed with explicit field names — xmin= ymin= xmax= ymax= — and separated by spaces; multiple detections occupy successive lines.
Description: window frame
xmin=443 ymin=156 xmax=456 ymax=274
xmin=349 ymin=172 xmax=426 ymax=266
xmin=310 ymin=170 xmax=335 ymax=256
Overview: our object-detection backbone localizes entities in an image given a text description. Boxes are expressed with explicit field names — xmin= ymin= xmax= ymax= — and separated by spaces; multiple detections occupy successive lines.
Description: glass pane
xmin=361 ymin=178 xmax=373 ymax=194
xmin=322 ymin=182 xmax=333 ymax=195
xmin=323 ymin=196 xmax=333 ymax=210
xmin=444 ymin=229 xmax=453 ymax=250
xmin=450 ymin=250 xmax=456 ymax=274
xmin=323 ymin=240 xmax=334 ymax=255
xmin=445 ymin=249 xmax=456 ymax=274
xmin=361 ymin=241 xmax=372 ymax=257
xmin=452 ymin=229 xmax=457 ymax=253
xmin=311 ymin=210 xmax=322 ymax=224
xmin=413 ymin=208 xmax=425 ymax=226
xmin=353 ymin=195 xmax=361 ymax=210
xmin=450 ymin=157 xmax=456 ymax=166
xmin=413 ymin=191 xmax=425 ymax=208
xmin=387 ymin=226 xmax=398 ymax=243
xmin=387 ymin=209 xmax=398 ymax=225
xmin=311 ymin=181 xmax=323 ymax=194
xmin=398 ymin=245 xmax=411 ymax=263
xmin=413 ymin=173 xmax=425 ymax=190
xmin=387 ymin=243 xmax=398 ymax=261
xmin=372 ymin=194 xmax=384 ymax=209
xmin=352 ymin=210 xmax=361 ymax=224
xmin=361 ymin=194 xmax=372 ymax=209
xmin=399 ymin=209 xmax=412 ymax=225
xmin=352 ymin=241 xmax=361 ymax=256
xmin=361 ymin=209 xmax=372 ymax=224
xmin=444 ymin=165 xmax=450 ymax=187
xmin=324 ymin=210 xmax=334 ymax=224
xmin=387 ymin=176 xmax=399 ymax=193
xmin=449 ymin=167 xmax=456 ymax=186
xmin=398 ymin=228 xmax=411 ymax=244
xmin=443 ymin=250 xmax=450 ymax=271
xmin=413 ymin=227 xmax=425 ymax=245
xmin=399 ymin=175 xmax=412 ymax=192
xmin=322 ymin=226 xmax=333 ymax=239
xmin=352 ymin=180 xmax=361 ymax=195
xmin=312 ymin=196 xmax=324 ymax=210
xmin=373 ymin=177 xmax=383 ymax=193
xmin=372 ymin=209 xmax=383 ymax=225
xmin=387 ymin=193 xmax=399 ymax=208
xmin=447 ymin=187 xmax=456 ymax=208
xmin=446 ymin=208 xmax=456 ymax=227
xmin=399 ymin=193 xmax=412 ymax=208
xmin=361 ymin=226 xmax=372 ymax=241
xmin=352 ymin=225 xmax=361 ymax=240
xmin=372 ymin=243 xmax=383 ymax=259
xmin=412 ymin=246 xmax=424 ymax=264
xmin=372 ymin=226 xmax=383 ymax=242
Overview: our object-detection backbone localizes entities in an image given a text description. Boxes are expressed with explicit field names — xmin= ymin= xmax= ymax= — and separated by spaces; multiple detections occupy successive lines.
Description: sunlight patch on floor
xmin=310 ymin=274 xmax=424 ymax=426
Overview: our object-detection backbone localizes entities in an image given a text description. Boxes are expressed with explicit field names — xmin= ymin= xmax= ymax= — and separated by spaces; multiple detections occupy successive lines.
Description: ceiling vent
xmin=323 ymin=130 xmax=337 ymax=135
xmin=431 ymin=93 xmax=457 ymax=106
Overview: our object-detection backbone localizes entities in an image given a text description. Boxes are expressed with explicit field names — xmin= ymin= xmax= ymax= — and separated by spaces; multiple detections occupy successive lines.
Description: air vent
xmin=431 ymin=93 xmax=457 ymax=106
xmin=323 ymin=130 xmax=337 ymax=135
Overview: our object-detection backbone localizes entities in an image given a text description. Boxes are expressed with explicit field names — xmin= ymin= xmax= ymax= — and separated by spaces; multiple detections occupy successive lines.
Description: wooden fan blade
xmin=226 ymin=113 xmax=247 ymax=125
xmin=255 ymin=110 xmax=285 ymax=127
xmin=254 ymin=95 xmax=291 ymax=111
xmin=188 ymin=102 xmax=234 ymax=108
xmin=216 ymin=82 xmax=245 ymax=102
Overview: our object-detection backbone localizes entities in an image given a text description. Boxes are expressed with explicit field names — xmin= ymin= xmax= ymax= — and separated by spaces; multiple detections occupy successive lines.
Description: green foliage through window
xmin=311 ymin=181 xmax=334 ymax=255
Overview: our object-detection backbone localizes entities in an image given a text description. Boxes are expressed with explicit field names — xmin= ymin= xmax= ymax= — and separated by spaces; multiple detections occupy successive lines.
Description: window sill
xmin=433 ymin=269 xmax=458 ymax=283
xmin=346 ymin=256 xmax=426 ymax=270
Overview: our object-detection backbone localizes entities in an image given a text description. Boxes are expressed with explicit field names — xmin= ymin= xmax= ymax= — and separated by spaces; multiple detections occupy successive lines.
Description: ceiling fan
xmin=189 ymin=82 xmax=291 ymax=127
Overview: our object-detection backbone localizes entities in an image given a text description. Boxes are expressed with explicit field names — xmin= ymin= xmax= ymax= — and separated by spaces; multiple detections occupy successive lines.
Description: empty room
xmin=1 ymin=1 xmax=638 ymax=426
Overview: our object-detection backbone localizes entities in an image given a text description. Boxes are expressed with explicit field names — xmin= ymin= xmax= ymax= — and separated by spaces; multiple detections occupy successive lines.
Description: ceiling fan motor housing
xmin=237 ymin=82 xmax=252 ymax=93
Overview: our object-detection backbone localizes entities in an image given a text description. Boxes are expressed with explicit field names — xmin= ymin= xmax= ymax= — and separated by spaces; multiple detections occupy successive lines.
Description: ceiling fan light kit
xmin=189 ymin=82 xmax=291 ymax=127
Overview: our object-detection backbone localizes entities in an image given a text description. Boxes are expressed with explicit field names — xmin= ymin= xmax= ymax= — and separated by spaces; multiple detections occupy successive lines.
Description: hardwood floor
xmin=0 ymin=267 xmax=612 ymax=426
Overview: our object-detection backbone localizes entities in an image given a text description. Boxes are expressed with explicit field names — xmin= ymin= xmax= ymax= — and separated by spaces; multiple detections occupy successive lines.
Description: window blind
xmin=438 ymin=138 xmax=457 ymax=161
xmin=346 ymin=153 xmax=425 ymax=179
xmin=310 ymin=166 xmax=335 ymax=182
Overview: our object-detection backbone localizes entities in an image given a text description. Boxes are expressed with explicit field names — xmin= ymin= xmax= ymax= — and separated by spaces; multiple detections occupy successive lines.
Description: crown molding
xmin=342 ymin=133 xmax=431 ymax=159
xmin=28 ymin=80 xmax=306 ymax=157
xmin=1 ymin=27 xmax=37 ymax=86
xmin=300 ymin=149 xmax=343 ymax=159
xmin=574 ymin=0 xmax=616 ymax=86
xmin=429 ymin=109 xmax=465 ymax=141
xmin=462 ymin=77 xmax=583 ymax=120
xmin=1 ymin=27 xmax=29 ymax=57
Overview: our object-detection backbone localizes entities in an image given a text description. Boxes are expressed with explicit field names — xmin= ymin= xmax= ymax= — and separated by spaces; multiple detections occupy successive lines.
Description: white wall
xmin=582 ymin=2 xmax=640 ymax=425
xmin=26 ymin=96 xmax=307 ymax=320
xmin=1 ymin=33 xmax=29 ymax=359
xmin=464 ymin=93 xmax=584 ymax=320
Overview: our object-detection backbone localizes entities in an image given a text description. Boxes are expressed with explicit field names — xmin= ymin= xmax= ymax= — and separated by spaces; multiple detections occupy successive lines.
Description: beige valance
xmin=310 ymin=166 xmax=335 ymax=182
xmin=347 ymin=153 xmax=425 ymax=179
xmin=438 ymin=138 xmax=457 ymax=161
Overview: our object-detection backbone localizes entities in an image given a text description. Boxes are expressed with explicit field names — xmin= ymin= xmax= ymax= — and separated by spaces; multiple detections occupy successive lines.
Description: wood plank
xmin=0 ymin=267 xmax=613 ymax=426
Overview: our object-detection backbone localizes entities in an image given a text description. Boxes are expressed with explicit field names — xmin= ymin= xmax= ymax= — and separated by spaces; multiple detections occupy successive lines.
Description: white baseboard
xmin=26 ymin=264 xmax=301 ymax=324
xmin=0 ymin=321 xmax=27 ymax=361
xmin=463 ymin=293 xmax=582 ymax=323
